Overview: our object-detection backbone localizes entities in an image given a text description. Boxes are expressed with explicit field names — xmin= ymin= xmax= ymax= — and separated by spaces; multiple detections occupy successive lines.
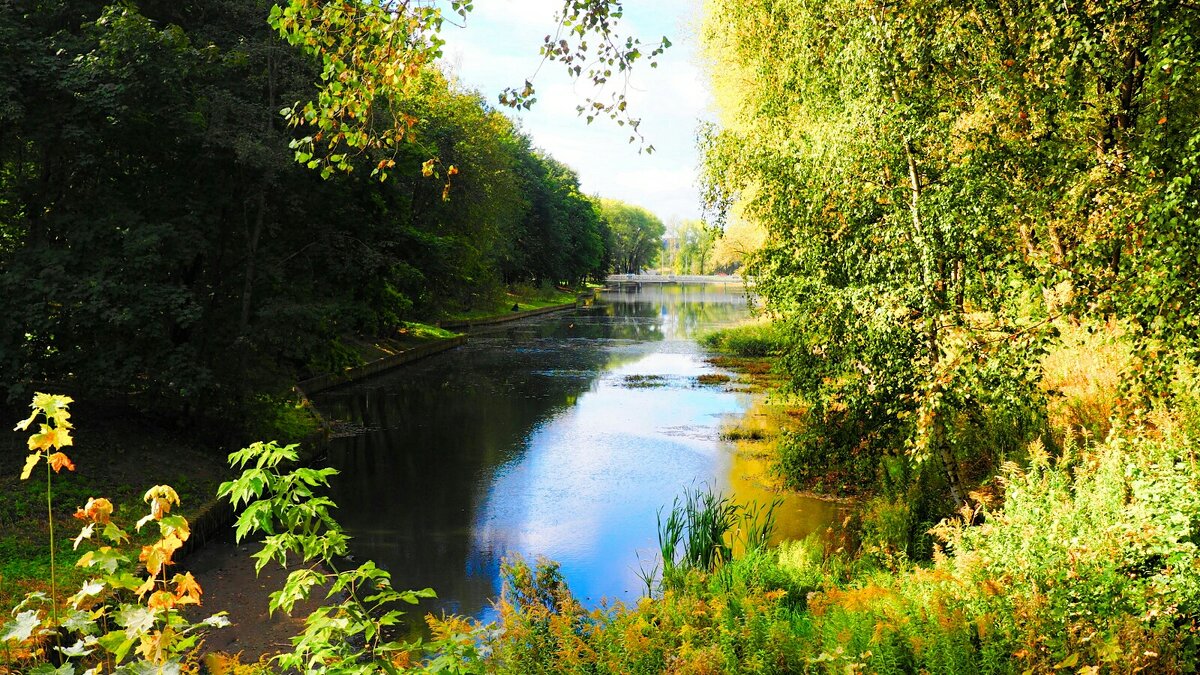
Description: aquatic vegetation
xmin=622 ymin=374 xmax=669 ymax=388
xmin=720 ymin=426 xmax=768 ymax=442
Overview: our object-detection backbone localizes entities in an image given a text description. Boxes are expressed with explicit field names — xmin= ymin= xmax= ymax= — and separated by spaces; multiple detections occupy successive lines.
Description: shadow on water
xmin=314 ymin=284 xmax=841 ymax=626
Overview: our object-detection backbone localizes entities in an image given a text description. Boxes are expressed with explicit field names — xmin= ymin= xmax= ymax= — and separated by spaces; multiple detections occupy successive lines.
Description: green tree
xmin=671 ymin=219 xmax=718 ymax=275
xmin=599 ymin=199 xmax=666 ymax=275
xmin=0 ymin=0 xmax=616 ymax=428
xmin=701 ymin=0 xmax=1200 ymax=512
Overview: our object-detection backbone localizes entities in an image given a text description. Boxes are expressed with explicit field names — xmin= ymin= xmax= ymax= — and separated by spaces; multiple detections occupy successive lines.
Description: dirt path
xmin=181 ymin=528 xmax=326 ymax=664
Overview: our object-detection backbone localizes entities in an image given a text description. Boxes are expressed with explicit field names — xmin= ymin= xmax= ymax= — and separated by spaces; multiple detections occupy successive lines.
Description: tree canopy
xmin=599 ymin=199 xmax=666 ymax=275
xmin=701 ymin=0 xmax=1200 ymax=507
xmin=0 ymin=0 xmax=617 ymax=423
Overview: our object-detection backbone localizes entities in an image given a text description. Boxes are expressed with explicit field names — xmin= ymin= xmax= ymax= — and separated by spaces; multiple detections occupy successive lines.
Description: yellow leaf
xmin=49 ymin=452 xmax=75 ymax=473
xmin=136 ymin=575 xmax=156 ymax=599
xmin=173 ymin=572 xmax=203 ymax=606
xmin=32 ymin=392 xmax=72 ymax=409
xmin=147 ymin=590 xmax=176 ymax=611
xmin=140 ymin=544 xmax=168 ymax=577
xmin=20 ymin=453 xmax=41 ymax=480
xmin=1055 ymin=653 xmax=1080 ymax=669
xmin=143 ymin=485 xmax=180 ymax=519
xmin=28 ymin=424 xmax=71 ymax=451
xmin=13 ymin=410 xmax=38 ymax=432
xmin=140 ymin=533 xmax=184 ymax=576
xmin=138 ymin=627 xmax=172 ymax=664
xmin=74 ymin=497 xmax=114 ymax=525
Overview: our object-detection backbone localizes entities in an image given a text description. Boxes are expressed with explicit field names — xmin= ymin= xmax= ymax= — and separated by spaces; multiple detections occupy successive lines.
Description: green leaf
xmin=56 ymin=638 xmax=94 ymax=659
xmin=28 ymin=665 xmax=74 ymax=675
xmin=97 ymin=630 xmax=134 ymax=663
xmin=114 ymin=605 xmax=156 ymax=638
xmin=1 ymin=609 xmax=42 ymax=642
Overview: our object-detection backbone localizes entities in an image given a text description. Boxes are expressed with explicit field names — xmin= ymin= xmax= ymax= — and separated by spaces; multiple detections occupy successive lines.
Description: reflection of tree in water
xmin=602 ymin=284 xmax=752 ymax=342
xmin=312 ymin=284 xmax=751 ymax=623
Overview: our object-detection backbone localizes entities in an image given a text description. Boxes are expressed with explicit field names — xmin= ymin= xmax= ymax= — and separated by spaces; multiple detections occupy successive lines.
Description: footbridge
xmin=604 ymin=274 xmax=748 ymax=291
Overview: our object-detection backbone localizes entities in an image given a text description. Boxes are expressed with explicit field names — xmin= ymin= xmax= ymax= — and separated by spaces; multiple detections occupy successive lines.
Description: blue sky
xmin=437 ymin=0 xmax=708 ymax=222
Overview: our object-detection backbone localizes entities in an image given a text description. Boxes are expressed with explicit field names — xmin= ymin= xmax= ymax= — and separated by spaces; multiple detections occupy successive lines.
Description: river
xmin=312 ymin=284 xmax=840 ymax=624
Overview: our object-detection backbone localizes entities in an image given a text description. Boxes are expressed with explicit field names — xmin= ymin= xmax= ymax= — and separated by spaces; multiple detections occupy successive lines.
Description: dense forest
xmin=0 ymin=0 xmax=659 ymax=424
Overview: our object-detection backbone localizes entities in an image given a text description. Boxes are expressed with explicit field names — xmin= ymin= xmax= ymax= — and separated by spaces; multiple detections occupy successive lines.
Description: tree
xmin=269 ymin=0 xmax=671 ymax=178
xmin=0 ymin=0 xmax=617 ymax=427
xmin=709 ymin=216 xmax=764 ymax=275
xmin=701 ymin=0 xmax=1200 ymax=511
xmin=599 ymin=199 xmax=666 ymax=275
xmin=671 ymin=219 xmax=719 ymax=275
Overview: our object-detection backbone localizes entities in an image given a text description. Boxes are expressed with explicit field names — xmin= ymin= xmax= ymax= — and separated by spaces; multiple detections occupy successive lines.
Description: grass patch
xmin=439 ymin=283 xmax=578 ymax=322
xmin=0 ymin=404 xmax=230 ymax=611
xmin=398 ymin=321 xmax=459 ymax=341
xmin=707 ymin=355 xmax=775 ymax=377
xmin=720 ymin=425 xmax=768 ymax=441
xmin=700 ymin=320 xmax=787 ymax=357
xmin=696 ymin=373 xmax=732 ymax=386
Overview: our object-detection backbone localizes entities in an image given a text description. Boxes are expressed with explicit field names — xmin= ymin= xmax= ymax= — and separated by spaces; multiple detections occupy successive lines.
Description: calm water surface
xmin=315 ymin=285 xmax=840 ymax=622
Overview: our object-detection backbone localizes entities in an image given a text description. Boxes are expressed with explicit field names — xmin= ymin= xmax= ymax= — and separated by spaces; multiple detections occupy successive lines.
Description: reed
xmin=654 ymin=485 xmax=780 ymax=592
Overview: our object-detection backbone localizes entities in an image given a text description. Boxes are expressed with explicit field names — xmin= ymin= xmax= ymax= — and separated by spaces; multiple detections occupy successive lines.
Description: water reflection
xmin=315 ymin=284 xmax=837 ymax=624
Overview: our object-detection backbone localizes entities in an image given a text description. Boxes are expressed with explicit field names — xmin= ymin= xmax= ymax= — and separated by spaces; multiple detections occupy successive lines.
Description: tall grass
xmin=1041 ymin=320 xmax=1131 ymax=440
xmin=655 ymin=486 xmax=781 ymax=591
xmin=699 ymin=321 xmax=787 ymax=357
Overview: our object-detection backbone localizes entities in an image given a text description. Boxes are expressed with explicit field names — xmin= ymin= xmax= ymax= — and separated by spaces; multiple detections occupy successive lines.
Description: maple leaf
xmin=75 ymin=497 xmax=114 ymax=525
xmin=173 ymin=572 xmax=203 ymax=606
xmin=73 ymin=523 xmax=95 ymax=550
xmin=143 ymin=485 xmax=181 ymax=521
xmin=49 ymin=452 xmax=76 ymax=473
xmin=13 ymin=410 xmax=38 ymax=432
xmin=147 ymin=590 xmax=177 ymax=611
xmin=32 ymin=392 xmax=73 ymax=412
xmin=135 ymin=575 xmax=156 ymax=599
xmin=0 ymin=609 xmax=41 ymax=642
xmin=28 ymin=423 xmax=72 ymax=451
xmin=139 ymin=533 xmax=183 ymax=576
xmin=140 ymin=544 xmax=169 ymax=577
xmin=20 ymin=453 xmax=41 ymax=481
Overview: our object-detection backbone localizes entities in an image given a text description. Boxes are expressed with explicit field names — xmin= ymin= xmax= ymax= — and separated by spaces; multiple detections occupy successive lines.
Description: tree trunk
xmin=890 ymin=67 xmax=969 ymax=509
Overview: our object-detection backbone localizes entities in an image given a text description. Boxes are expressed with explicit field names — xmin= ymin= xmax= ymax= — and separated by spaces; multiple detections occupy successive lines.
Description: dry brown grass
xmin=1041 ymin=320 xmax=1131 ymax=441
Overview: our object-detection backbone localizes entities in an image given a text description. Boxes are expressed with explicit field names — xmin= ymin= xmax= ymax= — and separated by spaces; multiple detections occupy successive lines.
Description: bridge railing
xmin=604 ymin=274 xmax=746 ymax=284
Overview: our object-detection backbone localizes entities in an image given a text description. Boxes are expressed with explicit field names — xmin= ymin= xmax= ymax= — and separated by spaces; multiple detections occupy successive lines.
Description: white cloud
xmin=436 ymin=1 xmax=708 ymax=221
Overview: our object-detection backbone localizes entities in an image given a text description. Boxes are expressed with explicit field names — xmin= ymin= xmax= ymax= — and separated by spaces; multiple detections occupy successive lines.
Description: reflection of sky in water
xmin=472 ymin=352 xmax=744 ymax=614
xmin=316 ymin=285 xmax=838 ymax=627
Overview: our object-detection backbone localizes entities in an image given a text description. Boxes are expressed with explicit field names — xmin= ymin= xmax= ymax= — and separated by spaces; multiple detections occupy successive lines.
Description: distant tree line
xmin=0 ymin=0 xmax=657 ymax=421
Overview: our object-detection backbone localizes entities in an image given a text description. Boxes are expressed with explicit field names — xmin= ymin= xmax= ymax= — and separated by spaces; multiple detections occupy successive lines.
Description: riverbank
xmin=457 ymin=319 xmax=1200 ymax=673
xmin=0 ymin=286 xmax=593 ymax=668
xmin=0 ymin=402 xmax=232 ymax=611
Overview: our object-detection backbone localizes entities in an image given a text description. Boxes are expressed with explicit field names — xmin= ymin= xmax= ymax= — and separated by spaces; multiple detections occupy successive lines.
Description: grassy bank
xmin=461 ymin=320 xmax=1200 ymax=673
xmin=0 ymin=403 xmax=231 ymax=612
xmin=436 ymin=283 xmax=580 ymax=323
